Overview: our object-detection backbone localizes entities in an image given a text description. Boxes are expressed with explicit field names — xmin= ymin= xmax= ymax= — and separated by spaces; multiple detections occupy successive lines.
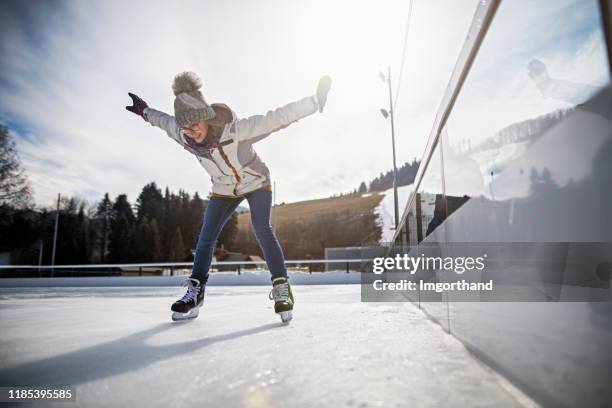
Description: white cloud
xmin=1 ymin=0 xmax=477 ymax=207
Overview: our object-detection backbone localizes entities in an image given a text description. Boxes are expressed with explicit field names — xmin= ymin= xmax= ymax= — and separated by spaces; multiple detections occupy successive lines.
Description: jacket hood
xmin=209 ymin=103 xmax=235 ymax=127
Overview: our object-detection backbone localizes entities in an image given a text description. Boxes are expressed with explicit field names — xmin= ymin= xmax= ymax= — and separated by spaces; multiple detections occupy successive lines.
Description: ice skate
xmin=269 ymin=277 xmax=294 ymax=323
xmin=171 ymin=278 xmax=205 ymax=321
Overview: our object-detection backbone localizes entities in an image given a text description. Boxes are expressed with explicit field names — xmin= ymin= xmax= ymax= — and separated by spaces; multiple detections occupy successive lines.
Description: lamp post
xmin=379 ymin=67 xmax=400 ymax=231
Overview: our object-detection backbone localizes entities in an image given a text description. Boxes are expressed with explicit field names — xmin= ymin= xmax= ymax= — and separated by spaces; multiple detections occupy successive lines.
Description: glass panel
xmin=416 ymin=144 xmax=445 ymax=243
xmin=440 ymin=1 xmax=612 ymax=407
xmin=414 ymin=144 xmax=450 ymax=329
xmin=441 ymin=0 xmax=612 ymax=242
xmin=403 ymin=192 xmax=419 ymax=247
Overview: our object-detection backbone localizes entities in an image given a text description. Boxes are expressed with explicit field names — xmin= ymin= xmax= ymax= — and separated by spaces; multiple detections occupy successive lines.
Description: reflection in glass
xmin=442 ymin=0 xmax=610 ymax=204
xmin=438 ymin=0 xmax=611 ymax=243
xmin=527 ymin=59 xmax=599 ymax=105
xmin=415 ymin=145 xmax=445 ymax=242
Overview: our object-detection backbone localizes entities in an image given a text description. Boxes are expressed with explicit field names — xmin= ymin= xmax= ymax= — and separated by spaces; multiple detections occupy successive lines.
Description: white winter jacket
xmin=144 ymin=95 xmax=319 ymax=197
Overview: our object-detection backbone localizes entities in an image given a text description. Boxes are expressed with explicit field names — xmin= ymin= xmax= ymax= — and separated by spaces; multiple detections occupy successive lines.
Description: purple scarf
xmin=183 ymin=135 xmax=217 ymax=158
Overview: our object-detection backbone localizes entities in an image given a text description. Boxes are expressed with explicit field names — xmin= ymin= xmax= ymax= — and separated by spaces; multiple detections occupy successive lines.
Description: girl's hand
xmin=125 ymin=92 xmax=149 ymax=120
xmin=316 ymin=75 xmax=332 ymax=112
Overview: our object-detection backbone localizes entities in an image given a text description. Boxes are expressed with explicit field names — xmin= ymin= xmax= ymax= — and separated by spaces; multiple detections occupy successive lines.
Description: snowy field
xmin=0 ymin=285 xmax=535 ymax=408
xmin=376 ymin=184 xmax=414 ymax=243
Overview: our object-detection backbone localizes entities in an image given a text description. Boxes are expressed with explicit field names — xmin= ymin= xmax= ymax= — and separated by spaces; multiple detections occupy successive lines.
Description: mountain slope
xmin=233 ymin=193 xmax=384 ymax=260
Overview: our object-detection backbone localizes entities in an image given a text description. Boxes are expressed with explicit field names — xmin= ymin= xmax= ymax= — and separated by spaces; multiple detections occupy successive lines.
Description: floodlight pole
xmin=381 ymin=67 xmax=400 ymax=230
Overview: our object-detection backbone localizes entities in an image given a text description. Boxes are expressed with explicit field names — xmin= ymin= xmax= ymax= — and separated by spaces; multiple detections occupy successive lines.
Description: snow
xmin=375 ymin=184 xmax=414 ymax=243
xmin=0 ymin=286 xmax=529 ymax=407
xmin=373 ymin=140 xmax=533 ymax=244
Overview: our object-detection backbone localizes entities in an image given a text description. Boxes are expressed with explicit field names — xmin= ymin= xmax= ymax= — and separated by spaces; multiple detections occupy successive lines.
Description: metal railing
xmin=390 ymin=0 xmax=501 ymax=246
xmin=0 ymin=259 xmax=373 ymax=278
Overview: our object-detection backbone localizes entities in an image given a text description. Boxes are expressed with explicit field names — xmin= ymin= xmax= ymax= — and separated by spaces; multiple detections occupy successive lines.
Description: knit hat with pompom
xmin=172 ymin=71 xmax=216 ymax=127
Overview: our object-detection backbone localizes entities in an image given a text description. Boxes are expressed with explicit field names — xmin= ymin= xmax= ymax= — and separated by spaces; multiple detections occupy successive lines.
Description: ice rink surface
xmin=0 ymin=285 xmax=534 ymax=407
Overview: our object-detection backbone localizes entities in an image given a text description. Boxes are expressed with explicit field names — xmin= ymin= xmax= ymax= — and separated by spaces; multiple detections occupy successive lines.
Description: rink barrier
xmin=0 ymin=258 xmax=368 ymax=269
xmin=0 ymin=270 xmax=363 ymax=287
xmin=0 ymin=259 xmax=374 ymax=281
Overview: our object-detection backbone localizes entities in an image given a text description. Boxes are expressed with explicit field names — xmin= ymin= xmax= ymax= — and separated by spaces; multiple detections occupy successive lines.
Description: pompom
xmin=172 ymin=71 xmax=202 ymax=96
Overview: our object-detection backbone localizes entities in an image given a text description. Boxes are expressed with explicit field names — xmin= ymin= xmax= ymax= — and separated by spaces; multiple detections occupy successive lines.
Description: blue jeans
xmin=190 ymin=188 xmax=287 ymax=283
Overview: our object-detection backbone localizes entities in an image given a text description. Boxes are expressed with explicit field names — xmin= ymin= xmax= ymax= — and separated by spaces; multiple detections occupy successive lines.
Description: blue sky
xmin=8 ymin=0 xmax=587 ymax=208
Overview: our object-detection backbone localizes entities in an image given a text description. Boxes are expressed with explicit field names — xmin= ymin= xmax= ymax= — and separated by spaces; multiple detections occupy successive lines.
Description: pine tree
xmin=96 ymin=193 xmax=113 ymax=263
xmin=161 ymin=187 xmax=172 ymax=258
xmin=149 ymin=218 xmax=162 ymax=261
xmin=75 ymin=203 xmax=90 ymax=263
xmin=53 ymin=196 xmax=91 ymax=264
xmin=218 ymin=211 xmax=238 ymax=250
xmin=133 ymin=217 xmax=162 ymax=262
xmin=108 ymin=194 xmax=135 ymax=263
xmin=113 ymin=194 xmax=134 ymax=223
xmin=108 ymin=214 xmax=133 ymax=263
xmin=132 ymin=218 xmax=150 ymax=262
xmin=183 ymin=192 xmax=205 ymax=253
xmin=136 ymin=182 xmax=164 ymax=223
xmin=167 ymin=226 xmax=185 ymax=261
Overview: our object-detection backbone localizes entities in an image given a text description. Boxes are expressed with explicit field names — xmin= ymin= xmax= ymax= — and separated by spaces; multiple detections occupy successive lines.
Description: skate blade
xmin=172 ymin=308 xmax=199 ymax=321
xmin=278 ymin=311 xmax=293 ymax=323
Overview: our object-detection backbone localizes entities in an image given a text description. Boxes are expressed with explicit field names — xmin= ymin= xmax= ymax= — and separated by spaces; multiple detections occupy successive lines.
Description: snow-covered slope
xmin=373 ymin=184 xmax=413 ymax=243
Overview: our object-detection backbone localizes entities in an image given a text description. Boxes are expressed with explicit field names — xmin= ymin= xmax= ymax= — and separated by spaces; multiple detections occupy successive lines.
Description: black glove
xmin=316 ymin=75 xmax=332 ymax=113
xmin=125 ymin=92 xmax=149 ymax=120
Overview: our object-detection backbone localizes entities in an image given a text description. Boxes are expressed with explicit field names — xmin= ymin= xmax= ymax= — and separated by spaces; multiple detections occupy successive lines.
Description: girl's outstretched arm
xmin=144 ymin=108 xmax=183 ymax=145
xmin=234 ymin=75 xmax=332 ymax=143
xmin=233 ymin=96 xmax=319 ymax=142
xmin=125 ymin=92 xmax=183 ymax=145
